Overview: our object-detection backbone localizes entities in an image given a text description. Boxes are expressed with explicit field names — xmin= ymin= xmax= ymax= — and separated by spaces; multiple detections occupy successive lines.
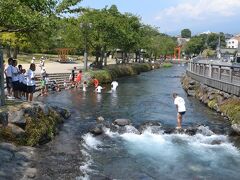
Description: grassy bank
xmin=89 ymin=62 xmax=170 ymax=84
xmin=220 ymin=99 xmax=240 ymax=124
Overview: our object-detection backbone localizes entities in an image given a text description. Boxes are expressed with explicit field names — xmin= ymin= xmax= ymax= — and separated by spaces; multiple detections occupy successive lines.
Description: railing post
xmin=218 ymin=66 xmax=221 ymax=80
xmin=229 ymin=67 xmax=233 ymax=83
xmin=203 ymin=64 xmax=205 ymax=76
xmin=209 ymin=64 xmax=212 ymax=78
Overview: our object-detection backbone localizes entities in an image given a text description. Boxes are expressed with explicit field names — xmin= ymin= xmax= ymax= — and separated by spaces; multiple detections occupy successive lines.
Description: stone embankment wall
xmin=0 ymin=102 xmax=70 ymax=146
xmin=181 ymin=74 xmax=240 ymax=133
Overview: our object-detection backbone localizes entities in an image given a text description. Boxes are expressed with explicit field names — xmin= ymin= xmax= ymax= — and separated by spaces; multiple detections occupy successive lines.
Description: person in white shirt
xmin=12 ymin=60 xmax=20 ymax=98
xmin=173 ymin=93 xmax=186 ymax=129
xmin=31 ymin=57 xmax=36 ymax=64
xmin=111 ymin=81 xmax=118 ymax=91
xmin=26 ymin=63 xmax=36 ymax=101
xmin=45 ymin=74 xmax=50 ymax=93
xmin=18 ymin=68 xmax=27 ymax=99
xmin=82 ymin=81 xmax=87 ymax=92
xmin=39 ymin=57 xmax=45 ymax=70
xmin=95 ymin=85 xmax=104 ymax=93
xmin=4 ymin=58 xmax=13 ymax=98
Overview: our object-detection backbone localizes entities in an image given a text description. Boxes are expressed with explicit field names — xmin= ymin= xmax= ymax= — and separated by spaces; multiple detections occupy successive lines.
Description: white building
xmin=226 ymin=37 xmax=240 ymax=49
xmin=177 ymin=37 xmax=190 ymax=46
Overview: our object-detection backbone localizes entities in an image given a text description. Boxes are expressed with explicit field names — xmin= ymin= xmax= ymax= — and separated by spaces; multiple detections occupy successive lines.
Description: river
xmin=35 ymin=65 xmax=240 ymax=180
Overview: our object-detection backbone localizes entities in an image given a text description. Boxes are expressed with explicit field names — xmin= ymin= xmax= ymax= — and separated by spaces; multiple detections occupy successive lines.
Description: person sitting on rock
xmin=51 ymin=80 xmax=60 ymax=92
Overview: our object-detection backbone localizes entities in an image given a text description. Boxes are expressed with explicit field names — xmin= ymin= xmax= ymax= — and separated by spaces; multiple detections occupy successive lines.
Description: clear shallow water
xmin=35 ymin=65 xmax=240 ymax=180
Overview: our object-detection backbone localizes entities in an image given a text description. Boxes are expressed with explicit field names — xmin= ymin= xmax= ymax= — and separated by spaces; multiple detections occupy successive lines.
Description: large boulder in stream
xmin=113 ymin=119 xmax=131 ymax=126
xmin=0 ymin=102 xmax=70 ymax=146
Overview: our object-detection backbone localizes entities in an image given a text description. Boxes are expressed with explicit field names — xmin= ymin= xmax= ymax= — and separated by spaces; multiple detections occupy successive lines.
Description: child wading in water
xmin=92 ymin=76 xmax=99 ymax=88
xmin=75 ymin=70 xmax=82 ymax=88
xmin=95 ymin=85 xmax=105 ymax=93
xmin=83 ymin=81 xmax=87 ymax=92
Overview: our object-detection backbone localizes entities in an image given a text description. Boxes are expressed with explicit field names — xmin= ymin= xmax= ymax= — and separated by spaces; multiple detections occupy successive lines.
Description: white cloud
xmin=154 ymin=0 xmax=240 ymax=34
xmin=155 ymin=0 xmax=240 ymax=21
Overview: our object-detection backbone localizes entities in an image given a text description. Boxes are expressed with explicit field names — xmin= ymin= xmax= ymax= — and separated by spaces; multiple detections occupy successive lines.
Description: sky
xmin=80 ymin=0 xmax=240 ymax=36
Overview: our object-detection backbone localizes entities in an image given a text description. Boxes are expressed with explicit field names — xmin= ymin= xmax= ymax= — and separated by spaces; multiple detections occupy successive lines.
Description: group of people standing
xmin=4 ymin=58 xmax=37 ymax=101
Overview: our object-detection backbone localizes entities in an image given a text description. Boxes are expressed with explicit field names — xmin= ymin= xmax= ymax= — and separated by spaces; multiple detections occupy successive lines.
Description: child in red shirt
xmin=92 ymin=76 xmax=99 ymax=88
xmin=75 ymin=70 xmax=82 ymax=88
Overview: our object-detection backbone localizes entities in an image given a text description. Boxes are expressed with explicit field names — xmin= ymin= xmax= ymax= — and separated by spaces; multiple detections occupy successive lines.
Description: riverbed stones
xmin=24 ymin=168 xmax=37 ymax=178
xmin=50 ymin=106 xmax=71 ymax=119
xmin=90 ymin=126 xmax=103 ymax=135
xmin=7 ymin=123 xmax=25 ymax=138
xmin=0 ymin=148 xmax=14 ymax=162
xmin=0 ymin=142 xmax=35 ymax=180
xmin=113 ymin=119 xmax=131 ymax=126
xmin=97 ymin=116 xmax=105 ymax=123
xmin=187 ymin=90 xmax=195 ymax=96
xmin=138 ymin=121 xmax=162 ymax=133
xmin=231 ymin=124 xmax=240 ymax=135
xmin=8 ymin=109 xmax=26 ymax=129
xmin=0 ymin=112 xmax=8 ymax=127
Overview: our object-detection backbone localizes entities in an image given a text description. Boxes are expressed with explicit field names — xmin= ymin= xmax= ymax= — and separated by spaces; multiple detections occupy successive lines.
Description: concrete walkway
xmin=21 ymin=61 xmax=85 ymax=74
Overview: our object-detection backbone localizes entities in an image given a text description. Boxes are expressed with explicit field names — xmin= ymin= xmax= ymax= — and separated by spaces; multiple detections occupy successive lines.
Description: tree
xmin=184 ymin=36 xmax=205 ymax=55
xmin=181 ymin=29 xmax=191 ymax=38
xmin=0 ymin=0 xmax=83 ymax=106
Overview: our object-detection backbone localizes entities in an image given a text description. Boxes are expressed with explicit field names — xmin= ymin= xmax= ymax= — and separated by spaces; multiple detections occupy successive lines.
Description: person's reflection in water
xmin=110 ymin=90 xmax=118 ymax=107
xmin=96 ymin=93 xmax=102 ymax=103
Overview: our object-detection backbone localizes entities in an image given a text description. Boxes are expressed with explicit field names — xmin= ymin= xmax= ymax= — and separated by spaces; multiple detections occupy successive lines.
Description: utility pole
xmin=0 ymin=43 xmax=5 ymax=106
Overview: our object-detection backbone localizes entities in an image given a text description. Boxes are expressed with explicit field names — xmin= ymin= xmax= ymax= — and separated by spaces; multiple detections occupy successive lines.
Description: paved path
xmin=21 ymin=61 xmax=85 ymax=74
xmin=21 ymin=58 xmax=116 ymax=74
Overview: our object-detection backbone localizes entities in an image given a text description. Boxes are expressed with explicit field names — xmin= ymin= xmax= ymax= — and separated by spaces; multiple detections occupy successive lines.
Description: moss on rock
xmin=0 ymin=102 xmax=70 ymax=146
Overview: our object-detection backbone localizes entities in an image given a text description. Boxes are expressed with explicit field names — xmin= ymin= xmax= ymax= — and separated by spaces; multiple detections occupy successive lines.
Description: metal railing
xmin=187 ymin=59 xmax=240 ymax=96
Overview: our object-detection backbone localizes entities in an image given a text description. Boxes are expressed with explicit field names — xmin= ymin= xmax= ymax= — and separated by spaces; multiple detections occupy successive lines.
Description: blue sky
xmin=80 ymin=0 xmax=240 ymax=36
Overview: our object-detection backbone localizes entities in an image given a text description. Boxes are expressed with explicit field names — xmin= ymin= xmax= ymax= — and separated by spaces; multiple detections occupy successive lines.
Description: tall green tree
xmin=181 ymin=29 xmax=191 ymax=38
xmin=184 ymin=36 xmax=205 ymax=55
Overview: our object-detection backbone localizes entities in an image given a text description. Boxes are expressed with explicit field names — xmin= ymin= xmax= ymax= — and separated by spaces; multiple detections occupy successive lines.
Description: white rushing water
xmin=79 ymin=126 xmax=240 ymax=180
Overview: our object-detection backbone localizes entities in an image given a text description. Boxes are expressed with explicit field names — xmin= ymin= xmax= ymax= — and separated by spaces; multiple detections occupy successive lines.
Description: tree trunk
xmin=135 ymin=52 xmax=138 ymax=62
xmin=13 ymin=46 xmax=19 ymax=59
xmin=6 ymin=45 xmax=11 ymax=58
xmin=0 ymin=44 xmax=5 ymax=106
xmin=103 ymin=46 xmax=107 ymax=66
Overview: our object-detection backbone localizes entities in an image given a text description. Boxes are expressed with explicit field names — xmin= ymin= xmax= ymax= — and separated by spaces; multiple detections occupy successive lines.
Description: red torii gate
xmin=174 ymin=46 xmax=181 ymax=62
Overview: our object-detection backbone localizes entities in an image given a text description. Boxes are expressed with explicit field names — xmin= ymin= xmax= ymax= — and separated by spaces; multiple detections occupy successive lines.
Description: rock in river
xmin=113 ymin=119 xmax=131 ymax=126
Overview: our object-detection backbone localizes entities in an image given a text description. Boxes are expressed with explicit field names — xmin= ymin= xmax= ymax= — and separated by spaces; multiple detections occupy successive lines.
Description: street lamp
xmin=80 ymin=22 xmax=92 ymax=70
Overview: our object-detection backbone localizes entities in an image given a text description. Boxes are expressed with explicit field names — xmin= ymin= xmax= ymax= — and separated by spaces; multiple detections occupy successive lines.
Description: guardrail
xmin=187 ymin=60 xmax=240 ymax=96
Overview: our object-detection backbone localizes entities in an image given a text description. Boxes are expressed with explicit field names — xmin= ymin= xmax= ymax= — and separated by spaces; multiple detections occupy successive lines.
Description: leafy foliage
xmin=181 ymin=29 xmax=191 ymax=38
